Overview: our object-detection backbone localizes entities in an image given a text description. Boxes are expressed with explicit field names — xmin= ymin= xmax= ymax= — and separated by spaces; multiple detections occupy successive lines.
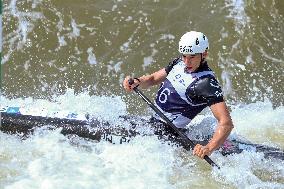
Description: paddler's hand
xmin=123 ymin=76 xmax=140 ymax=92
xmin=193 ymin=144 xmax=212 ymax=159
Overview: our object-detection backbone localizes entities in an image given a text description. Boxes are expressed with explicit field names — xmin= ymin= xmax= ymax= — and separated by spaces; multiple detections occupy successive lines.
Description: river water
xmin=1 ymin=0 xmax=284 ymax=188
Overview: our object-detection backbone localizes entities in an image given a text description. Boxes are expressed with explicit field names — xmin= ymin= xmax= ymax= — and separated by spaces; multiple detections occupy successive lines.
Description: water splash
xmin=3 ymin=0 xmax=44 ymax=64
xmin=1 ymin=93 xmax=284 ymax=188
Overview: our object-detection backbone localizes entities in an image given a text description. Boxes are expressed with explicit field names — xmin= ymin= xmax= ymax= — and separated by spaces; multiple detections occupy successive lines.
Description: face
xmin=181 ymin=52 xmax=207 ymax=73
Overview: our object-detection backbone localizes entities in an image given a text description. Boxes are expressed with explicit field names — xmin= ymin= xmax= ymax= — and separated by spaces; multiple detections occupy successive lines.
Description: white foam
xmin=58 ymin=36 xmax=67 ymax=47
xmin=1 ymin=132 xmax=177 ymax=189
xmin=2 ymin=0 xmax=44 ymax=64
xmin=86 ymin=47 xmax=97 ymax=65
xmin=225 ymin=0 xmax=250 ymax=34
xmin=213 ymin=151 xmax=284 ymax=188
xmin=71 ymin=19 xmax=80 ymax=38
xmin=231 ymin=100 xmax=284 ymax=147
xmin=0 ymin=15 xmax=2 ymax=53
xmin=1 ymin=95 xmax=284 ymax=188
xmin=1 ymin=89 xmax=127 ymax=123
xmin=142 ymin=48 xmax=158 ymax=70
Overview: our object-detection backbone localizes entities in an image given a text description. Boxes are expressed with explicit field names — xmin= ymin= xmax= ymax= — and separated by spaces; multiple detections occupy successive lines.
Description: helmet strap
xmin=200 ymin=53 xmax=204 ymax=64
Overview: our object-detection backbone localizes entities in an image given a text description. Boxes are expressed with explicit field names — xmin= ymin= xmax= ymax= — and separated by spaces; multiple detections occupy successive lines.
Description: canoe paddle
xmin=128 ymin=78 xmax=220 ymax=169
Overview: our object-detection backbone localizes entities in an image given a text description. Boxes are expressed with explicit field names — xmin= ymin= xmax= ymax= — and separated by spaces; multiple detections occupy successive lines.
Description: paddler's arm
xmin=193 ymin=101 xmax=234 ymax=158
xmin=123 ymin=68 xmax=167 ymax=92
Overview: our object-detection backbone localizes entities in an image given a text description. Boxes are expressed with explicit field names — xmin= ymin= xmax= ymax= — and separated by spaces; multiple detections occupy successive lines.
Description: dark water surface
xmin=2 ymin=0 xmax=284 ymax=113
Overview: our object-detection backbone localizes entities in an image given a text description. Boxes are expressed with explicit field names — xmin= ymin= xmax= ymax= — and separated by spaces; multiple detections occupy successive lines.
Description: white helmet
xmin=178 ymin=31 xmax=209 ymax=54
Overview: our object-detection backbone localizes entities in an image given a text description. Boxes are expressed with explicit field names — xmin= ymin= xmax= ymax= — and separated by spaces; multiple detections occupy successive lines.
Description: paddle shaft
xmin=129 ymin=79 xmax=220 ymax=169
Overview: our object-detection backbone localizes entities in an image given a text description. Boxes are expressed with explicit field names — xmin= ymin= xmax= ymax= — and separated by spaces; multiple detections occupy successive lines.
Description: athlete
xmin=123 ymin=31 xmax=234 ymax=159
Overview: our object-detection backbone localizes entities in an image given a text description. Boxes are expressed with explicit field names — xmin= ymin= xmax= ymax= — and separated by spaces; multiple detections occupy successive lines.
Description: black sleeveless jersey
xmin=154 ymin=58 xmax=224 ymax=128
